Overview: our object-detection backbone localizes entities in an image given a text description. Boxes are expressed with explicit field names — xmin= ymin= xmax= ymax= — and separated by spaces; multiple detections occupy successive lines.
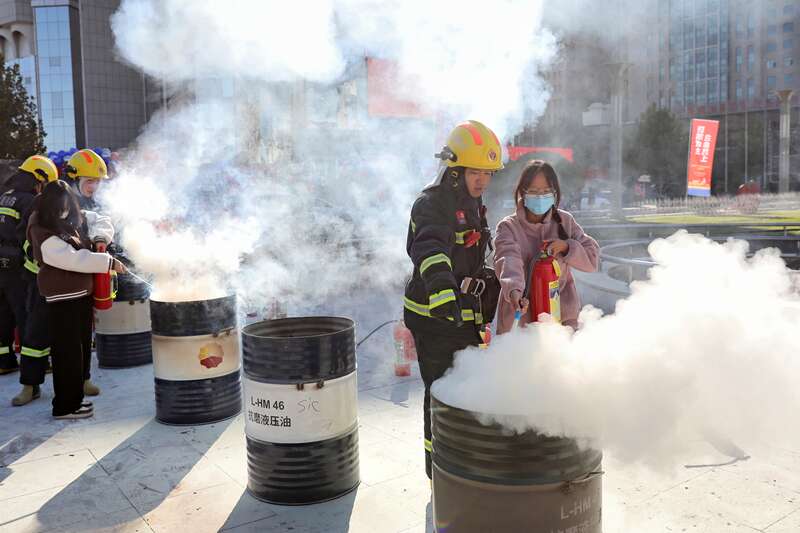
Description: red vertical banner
xmin=687 ymin=118 xmax=720 ymax=197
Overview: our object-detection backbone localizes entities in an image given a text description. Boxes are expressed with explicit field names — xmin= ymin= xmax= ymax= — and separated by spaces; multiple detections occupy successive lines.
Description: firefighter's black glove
xmin=430 ymin=300 xmax=463 ymax=328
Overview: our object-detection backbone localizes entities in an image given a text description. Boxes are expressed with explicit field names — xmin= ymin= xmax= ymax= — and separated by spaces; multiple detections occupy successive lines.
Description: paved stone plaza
xmin=1 ymin=295 xmax=800 ymax=532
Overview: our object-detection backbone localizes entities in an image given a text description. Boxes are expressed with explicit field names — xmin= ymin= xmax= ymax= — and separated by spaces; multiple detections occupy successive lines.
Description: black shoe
xmin=53 ymin=406 xmax=94 ymax=419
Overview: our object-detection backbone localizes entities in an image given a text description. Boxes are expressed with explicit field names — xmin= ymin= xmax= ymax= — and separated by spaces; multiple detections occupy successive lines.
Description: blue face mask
xmin=524 ymin=193 xmax=555 ymax=215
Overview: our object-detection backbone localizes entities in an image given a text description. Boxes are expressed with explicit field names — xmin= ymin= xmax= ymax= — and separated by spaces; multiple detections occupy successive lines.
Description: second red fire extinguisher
xmin=93 ymin=270 xmax=118 ymax=310
xmin=528 ymin=243 xmax=562 ymax=324
xmin=393 ymin=320 xmax=417 ymax=376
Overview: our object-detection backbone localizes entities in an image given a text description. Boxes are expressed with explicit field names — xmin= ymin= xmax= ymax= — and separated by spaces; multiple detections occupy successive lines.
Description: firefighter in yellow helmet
xmin=403 ymin=120 xmax=503 ymax=480
xmin=65 ymin=149 xmax=108 ymax=210
xmin=0 ymin=156 xmax=57 ymax=397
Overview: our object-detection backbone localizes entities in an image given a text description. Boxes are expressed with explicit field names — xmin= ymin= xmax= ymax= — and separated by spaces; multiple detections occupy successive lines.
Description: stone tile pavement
xmin=0 ymin=294 xmax=798 ymax=532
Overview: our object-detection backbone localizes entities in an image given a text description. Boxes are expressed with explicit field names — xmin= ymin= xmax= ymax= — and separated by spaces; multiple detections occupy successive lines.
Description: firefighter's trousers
xmin=20 ymin=283 xmax=50 ymax=385
xmin=0 ymin=281 xmax=28 ymax=371
xmin=411 ymin=325 xmax=481 ymax=479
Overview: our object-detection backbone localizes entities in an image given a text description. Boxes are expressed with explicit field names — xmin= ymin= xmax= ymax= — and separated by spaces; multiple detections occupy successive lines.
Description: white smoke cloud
xmin=111 ymin=0 xmax=345 ymax=83
xmin=433 ymin=231 xmax=800 ymax=468
xmin=104 ymin=0 xmax=558 ymax=305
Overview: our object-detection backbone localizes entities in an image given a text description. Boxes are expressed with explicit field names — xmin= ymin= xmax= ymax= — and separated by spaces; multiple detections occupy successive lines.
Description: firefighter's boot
xmin=12 ymin=384 xmax=40 ymax=406
xmin=83 ymin=379 xmax=100 ymax=396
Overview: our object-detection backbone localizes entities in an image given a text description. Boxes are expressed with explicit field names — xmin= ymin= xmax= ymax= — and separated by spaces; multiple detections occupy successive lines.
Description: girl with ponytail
xmin=493 ymin=160 xmax=600 ymax=332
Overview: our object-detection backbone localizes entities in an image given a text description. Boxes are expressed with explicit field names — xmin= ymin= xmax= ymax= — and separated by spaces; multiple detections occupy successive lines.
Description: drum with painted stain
xmin=242 ymin=316 xmax=359 ymax=505
xmin=95 ymin=270 xmax=153 ymax=368
xmin=150 ymin=295 xmax=242 ymax=425
xmin=429 ymin=392 xmax=603 ymax=533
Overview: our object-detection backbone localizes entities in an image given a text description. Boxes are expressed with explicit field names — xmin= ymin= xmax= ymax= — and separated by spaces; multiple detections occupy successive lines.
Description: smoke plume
xmin=434 ymin=231 xmax=800 ymax=467
xmin=105 ymin=0 xmax=557 ymax=305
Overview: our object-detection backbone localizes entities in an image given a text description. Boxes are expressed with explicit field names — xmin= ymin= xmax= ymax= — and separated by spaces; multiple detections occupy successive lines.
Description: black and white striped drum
xmin=95 ymin=270 xmax=152 ymax=368
xmin=242 ymin=316 xmax=359 ymax=505
xmin=150 ymin=295 xmax=242 ymax=425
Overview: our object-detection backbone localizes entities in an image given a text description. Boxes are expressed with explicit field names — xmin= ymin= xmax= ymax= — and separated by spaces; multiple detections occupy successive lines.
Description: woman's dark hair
xmin=36 ymin=179 xmax=83 ymax=234
xmin=514 ymin=159 xmax=568 ymax=240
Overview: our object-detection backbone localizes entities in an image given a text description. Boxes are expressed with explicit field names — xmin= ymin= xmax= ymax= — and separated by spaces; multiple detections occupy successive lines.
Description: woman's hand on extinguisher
xmin=111 ymin=258 xmax=127 ymax=274
xmin=546 ymin=239 xmax=569 ymax=257
xmin=509 ymin=289 xmax=529 ymax=314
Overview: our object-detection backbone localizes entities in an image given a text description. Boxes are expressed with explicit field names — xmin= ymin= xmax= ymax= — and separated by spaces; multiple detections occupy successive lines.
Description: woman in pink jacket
xmin=494 ymin=160 xmax=599 ymax=333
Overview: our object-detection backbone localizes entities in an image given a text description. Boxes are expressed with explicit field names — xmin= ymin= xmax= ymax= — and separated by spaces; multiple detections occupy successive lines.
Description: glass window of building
xmin=747 ymin=78 xmax=755 ymax=98
xmin=736 ymin=18 xmax=744 ymax=36
xmin=769 ymin=24 xmax=779 ymax=36
xmin=35 ymin=6 xmax=77 ymax=151
xmin=709 ymin=78 xmax=719 ymax=103
xmin=786 ymin=57 xmax=795 ymax=66
xmin=708 ymin=48 xmax=719 ymax=76
xmin=784 ymin=22 xmax=795 ymax=33
xmin=768 ymin=59 xmax=779 ymax=68
xmin=697 ymin=80 xmax=707 ymax=104
xmin=694 ymin=0 xmax=706 ymax=17
xmin=785 ymin=73 xmax=795 ymax=84
xmin=748 ymin=15 xmax=756 ymax=37
xmin=736 ymin=47 xmax=743 ymax=72
xmin=686 ymin=81 xmax=695 ymax=104
xmin=735 ymin=79 xmax=742 ymax=100
xmin=748 ymin=46 xmax=755 ymax=69
xmin=785 ymin=38 xmax=794 ymax=49
xmin=768 ymin=6 xmax=778 ymax=18
xmin=768 ymin=42 xmax=778 ymax=52
xmin=709 ymin=0 xmax=719 ymax=9
xmin=784 ymin=5 xmax=795 ymax=15
xmin=768 ymin=75 xmax=777 ymax=88
xmin=696 ymin=23 xmax=706 ymax=47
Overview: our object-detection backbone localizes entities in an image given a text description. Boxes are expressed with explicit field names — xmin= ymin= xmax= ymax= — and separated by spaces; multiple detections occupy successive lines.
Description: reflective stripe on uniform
xmin=0 ymin=207 xmax=20 ymax=219
xmin=428 ymin=289 xmax=456 ymax=310
xmin=23 ymin=242 xmax=40 ymax=274
xmin=403 ymin=297 xmax=483 ymax=324
xmin=20 ymin=346 xmax=50 ymax=358
xmin=0 ymin=346 xmax=10 ymax=355
xmin=23 ymin=258 xmax=39 ymax=274
xmin=424 ymin=439 xmax=432 ymax=452
xmin=454 ymin=230 xmax=470 ymax=245
xmin=420 ymin=253 xmax=451 ymax=274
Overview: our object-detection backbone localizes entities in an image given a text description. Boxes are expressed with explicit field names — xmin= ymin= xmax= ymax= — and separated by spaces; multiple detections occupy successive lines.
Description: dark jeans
xmin=0 ymin=280 xmax=29 ymax=370
xmin=412 ymin=325 xmax=481 ymax=479
xmin=20 ymin=283 xmax=51 ymax=385
xmin=49 ymin=296 xmax=93 ymax=416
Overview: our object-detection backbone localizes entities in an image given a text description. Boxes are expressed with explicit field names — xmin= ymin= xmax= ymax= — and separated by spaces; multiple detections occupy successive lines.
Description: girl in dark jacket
xmin=27 ymin=181 xmax=126 ymax=419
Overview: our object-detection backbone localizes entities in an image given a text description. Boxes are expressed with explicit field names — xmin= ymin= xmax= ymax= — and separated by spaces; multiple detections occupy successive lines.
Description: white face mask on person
xmin=524 ymin=193 xmax=555 ymax=215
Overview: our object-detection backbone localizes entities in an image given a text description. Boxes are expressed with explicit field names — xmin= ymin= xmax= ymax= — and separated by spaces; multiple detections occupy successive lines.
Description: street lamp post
xmin=608 ymin=62 xmax=630 ymax=218
xmin=777 ymin=89 xmax=794 ymax=193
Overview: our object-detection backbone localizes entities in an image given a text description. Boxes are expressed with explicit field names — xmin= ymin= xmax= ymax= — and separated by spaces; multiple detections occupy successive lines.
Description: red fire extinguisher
xmin=393 ymin=320 xmax=417 ymax=376
xmin=529 ymin=243 xmax=562 ymax=324
xmin=479 ymin=324 xmax=492 ymax=347
xmin=93 ymin=270 xmax=117 ymax=310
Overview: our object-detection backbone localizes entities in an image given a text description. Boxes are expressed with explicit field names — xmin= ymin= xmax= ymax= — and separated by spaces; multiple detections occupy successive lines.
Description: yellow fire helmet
xmin=19 ymin=155 xmax=58 ymax=183
xmin=436 ymin=120 xmax=504 ymax=171
xmin=65 ymin=149 xmax=108 ymax=180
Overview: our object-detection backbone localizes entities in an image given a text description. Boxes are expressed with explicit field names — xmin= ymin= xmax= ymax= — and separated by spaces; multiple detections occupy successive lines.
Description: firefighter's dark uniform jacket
xmin=403 ymin=171 xmax=490 ymax=336
xmin=0 ymin=178 xmax=39 ymax=371
xmin=0 ymin=184 xmax=37 ymax=282
xmin=403 ymin=168 xmax=494 ymax=479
